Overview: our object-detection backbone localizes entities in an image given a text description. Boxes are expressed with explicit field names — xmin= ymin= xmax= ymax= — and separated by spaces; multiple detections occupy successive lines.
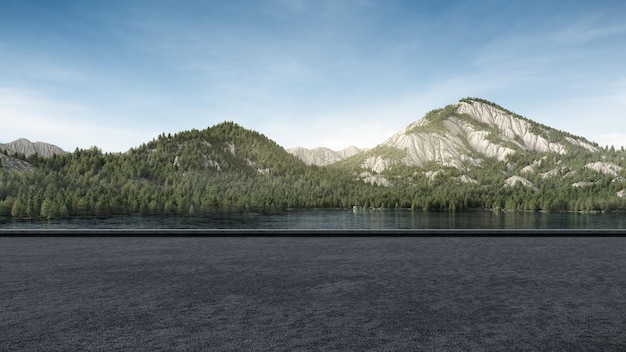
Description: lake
xmin=1 ymin=208 xmax=626 ymax=230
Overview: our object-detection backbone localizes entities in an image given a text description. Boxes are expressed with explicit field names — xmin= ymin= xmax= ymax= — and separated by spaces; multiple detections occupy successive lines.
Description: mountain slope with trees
xmin=332 ymin=98 xmax=626 ymax=211
xmin=1 ymin=98 xmax=626 ymax=219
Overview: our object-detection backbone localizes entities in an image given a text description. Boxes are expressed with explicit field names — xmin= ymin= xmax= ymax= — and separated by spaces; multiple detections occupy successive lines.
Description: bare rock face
xmin=504 ymin=176 xmax=539 ymax=191
xmin=287 ymin=146 xmax=366 ymax=166
xmin=359 ymin=171 xmax=392 ymax=187
xmin=540 ymin=168 xmax=561 ymax=179
xmin=0 ymin=138 xmax=66 ymax=157
xmin=584 ymin=161 xmax=623 ymax=176
xmin=382 ymin=125 xmax=479 ymax=169
xmin=456 ymin=101 xmax=567 ymax=154
xmin=370 ymin=99 xmax=599 ymax=172
xmin=565 ymin=137 xmax=598 ymax=153
xmin=456 ymin=175 xmax=478 ymax=184
xmin=0 ymin=153 xmax=34 ymax=171
xmin=361 ymin=155 xmax=392 ymax=174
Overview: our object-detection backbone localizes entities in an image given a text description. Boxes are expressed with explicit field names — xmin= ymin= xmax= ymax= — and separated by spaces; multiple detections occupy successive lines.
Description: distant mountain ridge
xmin=0 ymin=139 xmax=66 ymax=170
xmin=288 ymin=98 xmax=599 ymax=167
xmin=1 ymin=98 xmax=599 ymax=168
xmin=286 ymin=146 xmax=368 ymax=166
xmin=2 ymin=98 xmax=626 ymax=217
xmin=0 ymin=138 xmax=66 ymax=158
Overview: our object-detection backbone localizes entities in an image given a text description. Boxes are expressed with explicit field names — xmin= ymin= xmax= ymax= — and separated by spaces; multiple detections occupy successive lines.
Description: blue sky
xmin=1 ymin=0 xmax=625 ymax=152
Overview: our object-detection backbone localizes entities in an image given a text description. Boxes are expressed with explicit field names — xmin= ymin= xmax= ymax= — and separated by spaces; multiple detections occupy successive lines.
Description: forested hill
xmin=2 ymin=99 xmax=626 ymax=219
xmin=0 ymin=121 xmax=364 ymax=218
xmin=127 ymin=121 xmax=309 ymax=177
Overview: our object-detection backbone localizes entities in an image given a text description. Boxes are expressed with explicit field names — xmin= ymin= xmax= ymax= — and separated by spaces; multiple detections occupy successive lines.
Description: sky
xmin=1 ymin=0 xmax=626 ymax=153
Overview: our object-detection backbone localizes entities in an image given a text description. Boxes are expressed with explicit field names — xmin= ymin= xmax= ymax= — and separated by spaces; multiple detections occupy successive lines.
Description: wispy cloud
xmin=1 ymin=1 xmax=624 ymax=152
xmin=471 ymin=12 xmax=626 ymax=73
xmin=550 ymin=14 xmax=626 ymax=44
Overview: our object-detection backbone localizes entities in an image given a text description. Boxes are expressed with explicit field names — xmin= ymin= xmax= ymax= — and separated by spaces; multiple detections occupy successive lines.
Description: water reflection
xmin=0 ymin=209 xmax=624 ymax=229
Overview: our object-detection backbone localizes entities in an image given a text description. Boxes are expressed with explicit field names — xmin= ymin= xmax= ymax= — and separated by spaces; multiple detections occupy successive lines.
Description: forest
xmin=1 ymin=121 xmax=626 ymax=220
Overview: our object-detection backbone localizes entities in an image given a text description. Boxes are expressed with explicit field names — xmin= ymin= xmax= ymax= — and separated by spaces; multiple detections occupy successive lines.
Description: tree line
xmin=1 ymin=122 xmax=626 ymax=219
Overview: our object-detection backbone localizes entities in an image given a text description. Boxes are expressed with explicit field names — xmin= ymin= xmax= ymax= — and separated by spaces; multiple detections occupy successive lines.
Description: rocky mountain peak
xmin=374 ymin=98 xmax=600 ymax=171
xmin=0 ymin=138 xmax=66 ymax=158
xmin=294 ymin=97 xmax=612 ymax=188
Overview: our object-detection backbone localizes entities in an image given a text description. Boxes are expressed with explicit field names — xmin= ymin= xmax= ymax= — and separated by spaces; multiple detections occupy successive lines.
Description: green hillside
xmin=2 ymin=102 xmax=626 ymax=220
xmin=1 ymin=122 xmax=365 ymax=218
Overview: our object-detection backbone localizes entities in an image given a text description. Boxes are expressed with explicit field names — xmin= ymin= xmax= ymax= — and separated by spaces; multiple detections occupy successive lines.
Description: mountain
xmin=353 ymin=98 xmax=597 ymax=170
xmin=375 ymin=97 xmax=598 ymax=169
xmin=127 ymin=121 xmax=308 ymax=176
xmin=311 ymin=97 xmax=614 ymax=191
xmin=0 ymin=138 xmax=66 ymax=158
xmin=292 ymin=98 xmax=598 ymax=168
xmin=0 ymin=138 xmax=66 ymax=171
xmin=2 ymin=98 xmax=626 ymax=218
xmin=286 ymin=146 xmax=367 ymax=166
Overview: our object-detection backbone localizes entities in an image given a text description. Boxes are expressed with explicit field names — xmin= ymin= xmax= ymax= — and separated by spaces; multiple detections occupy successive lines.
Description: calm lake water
xmin=1 ymin=208 xmax=625 ymax=229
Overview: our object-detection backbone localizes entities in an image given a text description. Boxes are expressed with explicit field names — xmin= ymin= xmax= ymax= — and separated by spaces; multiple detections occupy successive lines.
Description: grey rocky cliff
xmin=0 ymin=153 xmax=34 ymax=171
xmin=287 ymin=146 xmax=367 ymax=166
xmin=0 ymin=138 xmax=66 ymax=158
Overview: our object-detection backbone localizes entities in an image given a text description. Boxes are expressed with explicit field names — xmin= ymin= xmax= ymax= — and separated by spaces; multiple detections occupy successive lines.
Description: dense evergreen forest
xmin=1 ymin=121 xmax=626 ymax=220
